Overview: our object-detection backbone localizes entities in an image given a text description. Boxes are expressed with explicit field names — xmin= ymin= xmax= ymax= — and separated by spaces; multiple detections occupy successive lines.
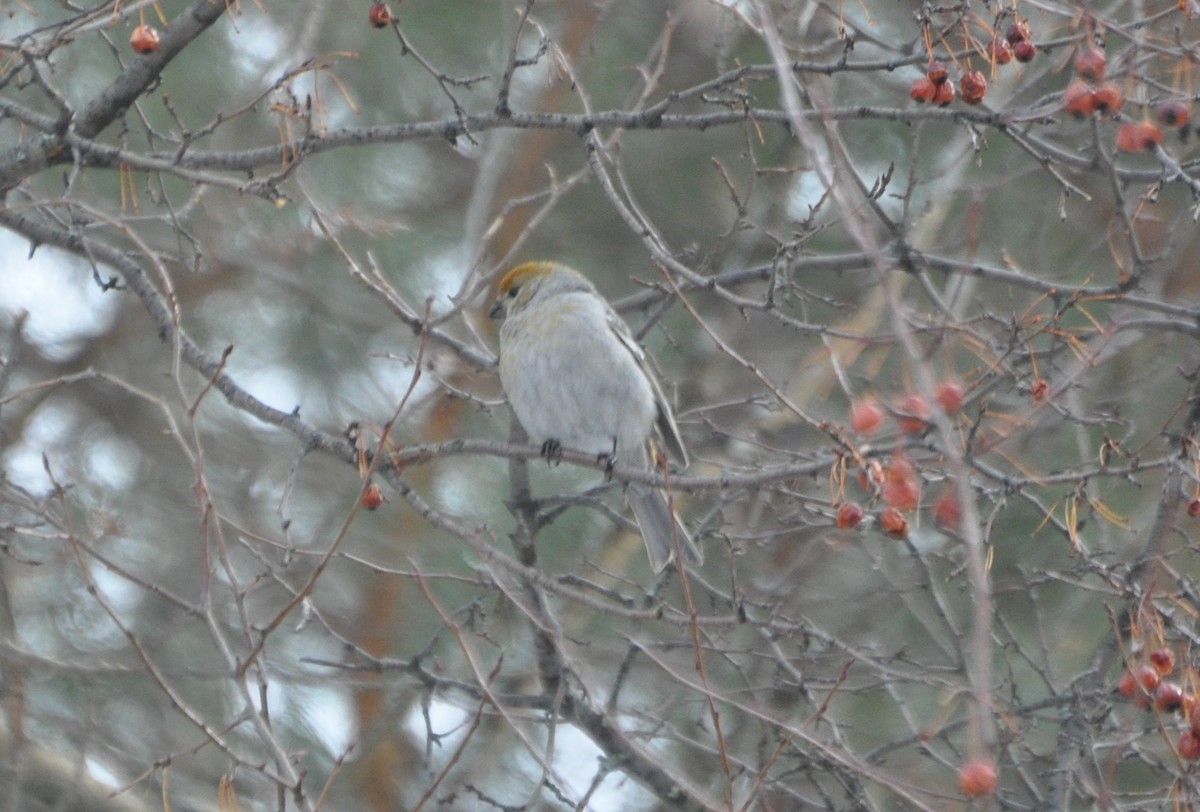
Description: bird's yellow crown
xmin=497 ymin=261 xmax=557 ymax=295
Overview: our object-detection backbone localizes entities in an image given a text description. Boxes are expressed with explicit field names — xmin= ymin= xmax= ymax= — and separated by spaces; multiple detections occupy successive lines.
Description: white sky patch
xmin=3 ymin=400 xmax=76 ymax=491
xmin=300 ymin=687 xmax=358 ymax=757
xmin=84 ymin=434 xmax=142 ymax=492
xmin=403 ymin=698 xmax=652 ymax=810
xmin=424 ymin=250 xmax=481 ymax=320
xmin=403 ymin=696 xmax=472 ymax=752
xmin=223 ymin=362 xmax=304 ymax=423
xmin=89 ymin=565 xmax=139 ymax=624
xmin=224 ymin=12 xmax=287 ymax=77
xmin=85 ymin=756 xmax=121 ymax=789
xmin=551 ymin=723 xmax=653 ymax=810
xmin=0 ymin=231 xmax=120 ymax=361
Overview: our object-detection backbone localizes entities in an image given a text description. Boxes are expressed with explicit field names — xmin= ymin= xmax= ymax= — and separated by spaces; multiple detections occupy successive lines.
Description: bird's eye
xmin=507 ymin=285 xmax=520 ymax=297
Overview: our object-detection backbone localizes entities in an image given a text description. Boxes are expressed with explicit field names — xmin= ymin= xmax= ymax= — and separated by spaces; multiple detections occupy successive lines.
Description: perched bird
xmin=489 ymin=261 xmax=701 ymax=572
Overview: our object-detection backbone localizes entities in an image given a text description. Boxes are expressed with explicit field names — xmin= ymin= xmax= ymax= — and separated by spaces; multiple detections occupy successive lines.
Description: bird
xmin=489 ymin=261 xmax=701 ymax=572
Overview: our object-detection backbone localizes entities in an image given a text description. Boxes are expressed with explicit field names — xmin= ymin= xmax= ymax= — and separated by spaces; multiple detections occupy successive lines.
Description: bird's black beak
xmin=488 ymin=301 xmax=504 ymax=319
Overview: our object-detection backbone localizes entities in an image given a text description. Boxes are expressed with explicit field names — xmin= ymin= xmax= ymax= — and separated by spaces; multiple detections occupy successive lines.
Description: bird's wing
xmin=606 ymin=312 xmax=689 ymax=468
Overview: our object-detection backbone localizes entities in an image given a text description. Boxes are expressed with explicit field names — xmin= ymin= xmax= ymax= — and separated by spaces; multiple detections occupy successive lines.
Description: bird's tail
xmin=627 ymin=484 xmax=702 ymax=573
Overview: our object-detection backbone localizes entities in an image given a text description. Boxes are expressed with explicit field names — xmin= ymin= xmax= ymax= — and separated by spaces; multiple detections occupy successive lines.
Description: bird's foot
xmin=540 ymin=439 xmax=563 ymax=466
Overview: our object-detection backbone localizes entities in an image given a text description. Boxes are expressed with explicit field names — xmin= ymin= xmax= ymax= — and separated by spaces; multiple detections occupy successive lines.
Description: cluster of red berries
xmin=910 ymin=62 xmax=987 ymax=107
xmin=994 ymin=19 xmax=1038 ymax=64
xmin=849 ymin=381 xmax=964 ymax=438
xmin=1115 ymin=99 xmax=1192 ymax=153
xmin=1062 ymin=40 xmax=1192 ymax=153
xmin=1063 ymin=44 xmax=1122 ymax=119
xmin=1116 ymin=647 xmax=1200 ymax=758
xmin=834 ymin=381 xmax=968 ymax=539
xmin=909 ymin=17 xmax=1039 ymax=108
xmin=1115 ymin=119 xmax=1166 ymax=153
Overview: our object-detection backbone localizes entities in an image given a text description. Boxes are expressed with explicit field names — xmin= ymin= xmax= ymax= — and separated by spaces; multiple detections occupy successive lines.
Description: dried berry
xmin=850 ymin=398 xmax=885 ymax=435
xmin=935 ymin=380 xmax=965 ymax=413
xmin=1117 ymin=663 xmax=1161 ymax=707
xmin=933 ymin=79 xmax=957 ymax=106
xmin=835 ymin=501 xmax=864 ymax=529
xmin=361 ymin=482 xmax=384 ymax=510
xmin=879 ymin=506 xmax=909 ymax=539
xmin=1150 ymin=647 xmax=1176 ymax=676
xmin=910 ymin=76 xmax=937 ymax=103
xmin=1116 ymin=121 xmax=1163 ymax=152
xmin=1155 ymin=681 xmax=1185 ymax=713
xmin=1180 ymin=729 xmax=1200 ymax=760
xmin=883 ymin=454 xmax=919 ymax=512
xmin=130 ymin=24 xmax=160 ymax=55
xmin=1073 ymin=44 xmax=1107 ymax=82
xmin=1064 ymin=81 xmax=1097 ymax=118
xmin=933 ymin=490 xmax=961 ymax=530
xmin=926 ymin=60 xmax=949 ymax=85
xmin=1013 ymin=40 xmax=1038 ymax=62
xmin=958 ymin=759 xmax=998 ymax=798
xmin=368 ymin=1 xmax=393 ymax=28
xmin=1157 ymin=100 xmax=1190 ymax=128
xmin=895 ymin=392 xmax=930 ymax=433
xmin=1005 ymin=20 xmax=1031 ymax=44
xmin=960 ymin=71 xmax=987 ymax=105
xmin=1030 ymin=377 xmax=1048 ymax=402
xmin=1093 ymin=83 xmax=1123 ymax=114
xmin=987 ymin=37 xmax=1014 ymax=65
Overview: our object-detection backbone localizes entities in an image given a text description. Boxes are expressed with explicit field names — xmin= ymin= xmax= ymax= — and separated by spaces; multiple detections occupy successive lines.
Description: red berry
xmin=1150 ymin=647 xmax=1176 ymax=676
xmin=895 ymin=393 xmax=930 ymax=433
xmin=1116 ymin=121 xmax=1163 ymax=152
xmin=879 ymin=506 xmax=909 ymax=539
xmin=1140 ymin=121 xmax=1165 ymax=149
xmin=1120 ymin=664 xmax=1161 ymax=706
xmin=130 ymin=24 xmax=160 ymax=55
xmin=935 ymin=380 xmax=965 ymax=413
xmin=883 ymin=454 xmax=920 ymax=511
xmin=926 ymin=61 xmax=949 ymax=85
xmin=850 ymin=398 xmax=885 ymax=435
xmin=958 ymin=759 xmax=998 ymax=798
xmin=1157 ymin=101 xmax=1190 ymax=128
xmin=1189 ymin=496 xmax=1200 ymax=517
xmin=910 ymin=76 xmax=937 ymax=103
xmin=361 ymin=482 xmax=384 ymax=510
xmin=1093 ymin=83 xmax=1123 ymax=114
xmin=933 ymin=490 xmax=961 ymax=530
xmin=987 ymin=38 xmax=1014 ymax=65
xmin=1013 ymin=40 xmax=1038 ymax=62
xmin=368 ymin=1 xmax=393 ymax=27
xmin=835 ymin=501 xmax=864 ymax=529
xmin=1156 ymin=681 xmax=1185 ymax=712
xmin=960 ymin=71 xmax=987 ymax=105
xmin=1064 ymin=81 xmax=1097 ymax=118
xmin=1073 ymin=44 xmax=1107 ymax=82
xmin=895 ymin=392 xmax=930 ymax=433
xmin=933 ymin=78 xmax=957 ymax=107
xmin=1181 ymin=729 xmax=1200 ymax=760
xmin=1030 ymin=377 xmax=1048 ymax=403
xmin=1005 ymin=20 xmax=1031 ymax=44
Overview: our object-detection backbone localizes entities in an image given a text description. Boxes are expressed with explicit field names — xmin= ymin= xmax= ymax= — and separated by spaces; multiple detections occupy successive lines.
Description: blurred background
xmin=2 ymin=0 xmax=1200 ymax=809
